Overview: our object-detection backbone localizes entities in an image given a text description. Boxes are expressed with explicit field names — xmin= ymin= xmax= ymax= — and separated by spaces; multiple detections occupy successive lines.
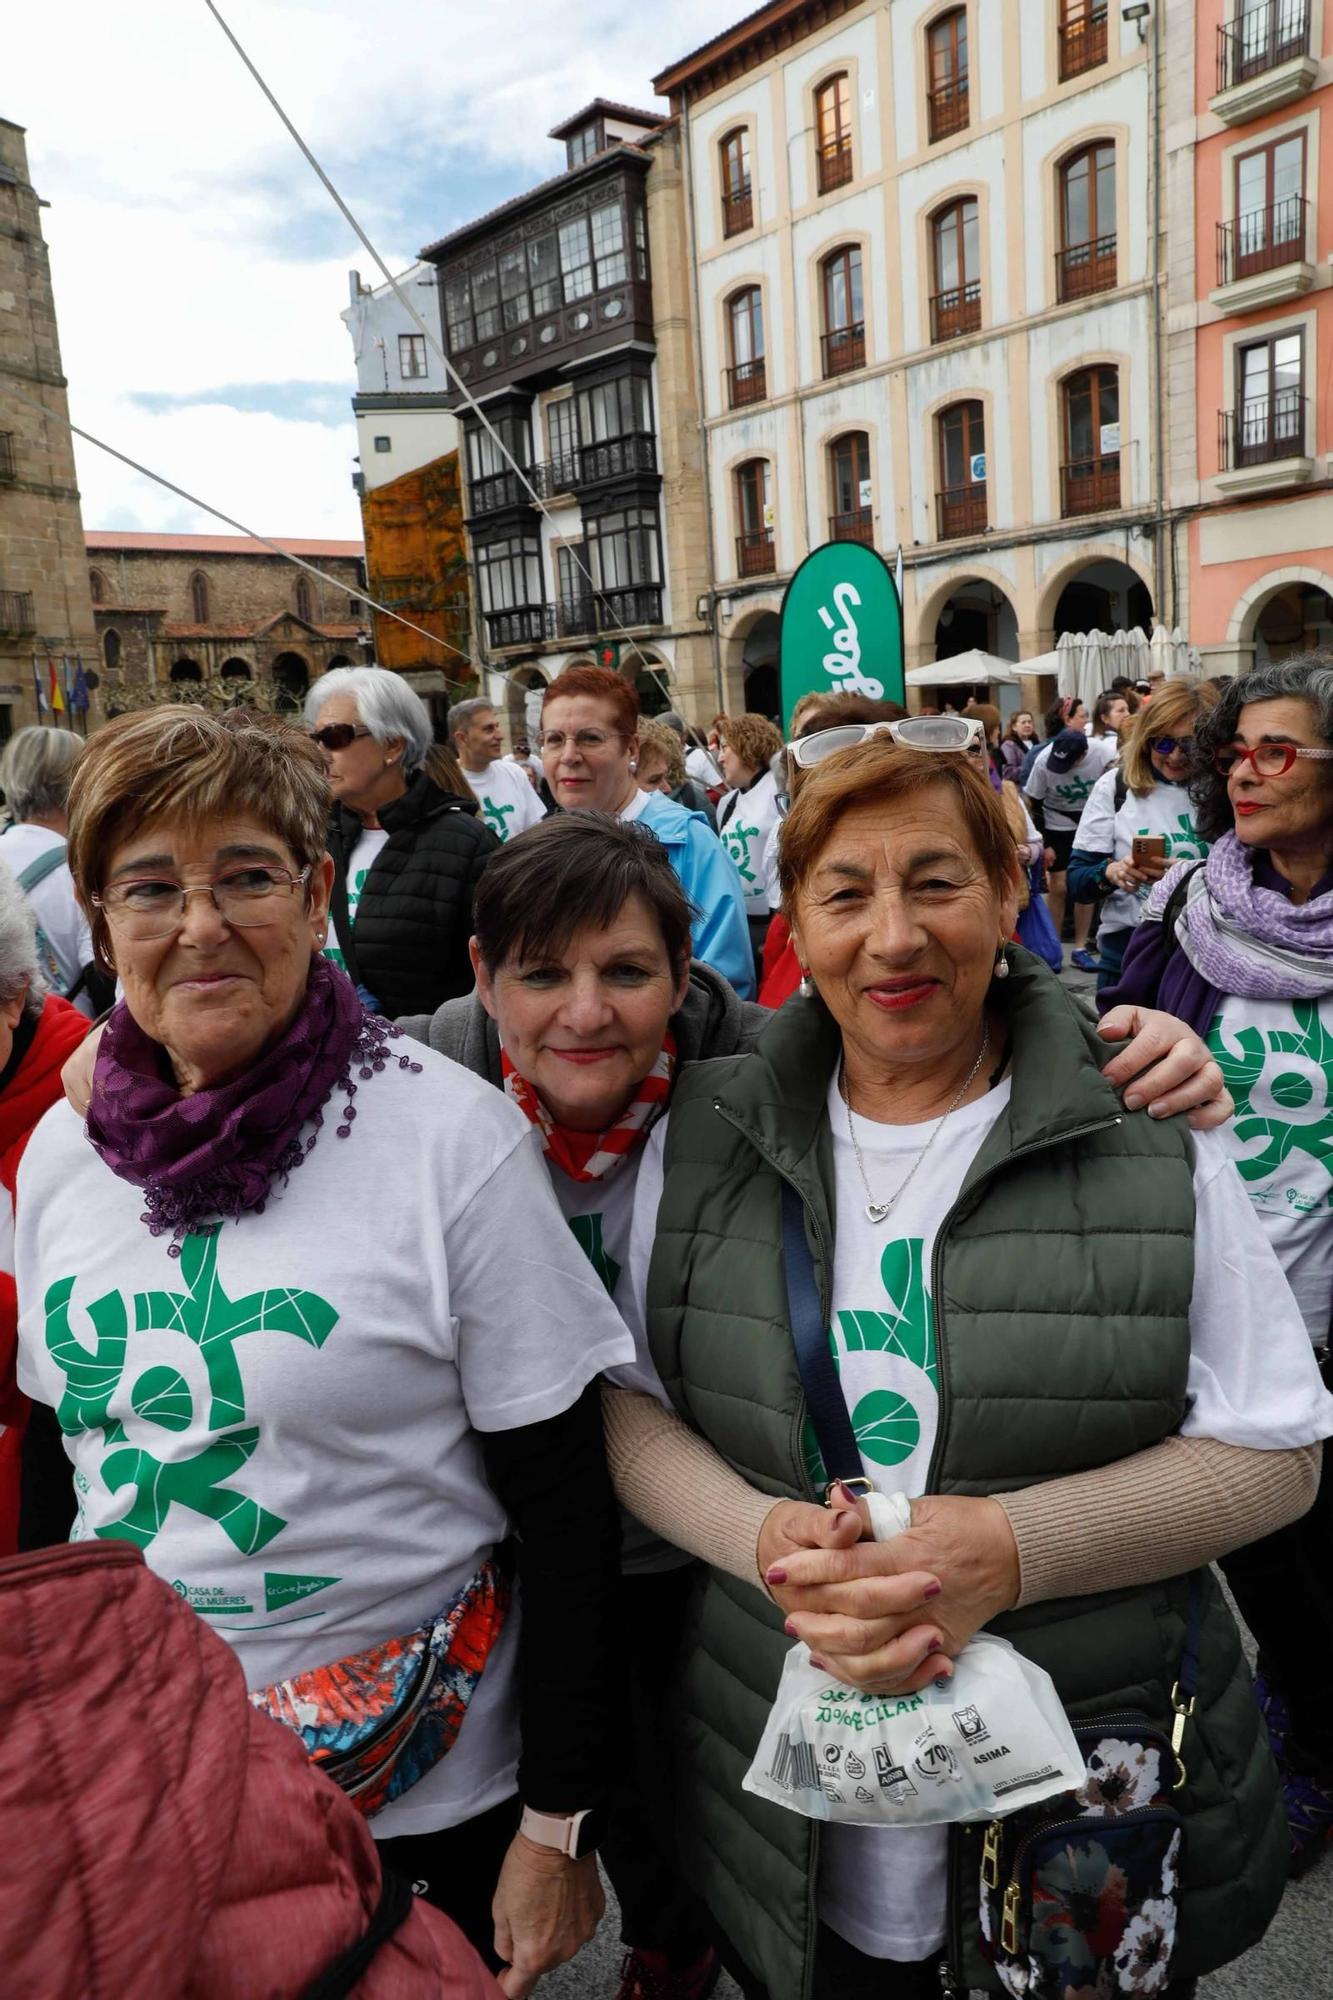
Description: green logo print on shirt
xmin=568 ymin=1212 xmax=621 ymax=1296
xmin=804 ymin=1237 xmax=938 ymax=1485
xmin=44 ymin=1229 xmax=339 ymax=1554
xmin=722 ymin=823 xmax=760 ymax=885
xmin=481 ymin=795 xmax=516 ymax=841
xmin=325 ymin=864 xmax=371 ymax=974
xmin=1207 ymin=1000 xmax=1333 ymax=1206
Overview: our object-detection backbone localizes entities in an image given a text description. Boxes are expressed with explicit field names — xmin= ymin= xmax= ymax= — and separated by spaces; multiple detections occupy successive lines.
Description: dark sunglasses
xmin=309 ymin=723 xmax=370 ymax=751
xmin=1149 ymin=736 xmax=1193 ymax=758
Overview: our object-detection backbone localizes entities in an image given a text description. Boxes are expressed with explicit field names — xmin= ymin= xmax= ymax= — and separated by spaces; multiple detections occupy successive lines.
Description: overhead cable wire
xmin=201 ymin=0 xmax=662 ymax=676
xmin=3 ymin=375 xmax=467 ymax=662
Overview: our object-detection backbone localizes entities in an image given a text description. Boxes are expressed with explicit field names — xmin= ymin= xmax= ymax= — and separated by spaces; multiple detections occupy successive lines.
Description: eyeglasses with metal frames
xmin=538 ymin=728 xmax=619 ymax=754
xmin=92 ymin=866 xmax=313 ymax=939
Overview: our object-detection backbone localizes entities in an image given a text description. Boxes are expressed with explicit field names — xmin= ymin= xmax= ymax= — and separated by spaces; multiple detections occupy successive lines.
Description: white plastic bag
xmin=744 ymin=1492 xmax=1084 ymax=1827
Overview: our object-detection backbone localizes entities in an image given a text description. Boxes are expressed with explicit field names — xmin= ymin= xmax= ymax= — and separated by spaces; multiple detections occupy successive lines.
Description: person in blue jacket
xmin=538 ymin=666 xmax=754 ymax=999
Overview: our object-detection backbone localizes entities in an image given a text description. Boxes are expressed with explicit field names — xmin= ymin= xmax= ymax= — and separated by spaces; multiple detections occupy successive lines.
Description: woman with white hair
xmin=305 ymin=668 xmax=499 ymax=1018
xmin=0 ymin=856 xmax=90 ymax=1552
xmin=0 ymin=727 xmax=110 ymax=1016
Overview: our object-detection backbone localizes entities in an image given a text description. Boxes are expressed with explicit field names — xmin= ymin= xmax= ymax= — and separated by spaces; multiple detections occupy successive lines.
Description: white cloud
xmin=9 ymin=0 xmax=740 ymax=534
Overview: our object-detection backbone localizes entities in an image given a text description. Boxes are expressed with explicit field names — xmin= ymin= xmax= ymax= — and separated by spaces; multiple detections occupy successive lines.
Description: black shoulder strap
xmin=1113 ymin=768 xmax=1128 ymax=813
xmin=780 ymin=1181 xmax=865 ymax=1498
xmin=1161 ymin=859 xmax=1206 ymax=945
xmin=299 ymin=1866 xmax=413 ymax=2000
xmin=718 ymin=791 xmax=740 ymax=832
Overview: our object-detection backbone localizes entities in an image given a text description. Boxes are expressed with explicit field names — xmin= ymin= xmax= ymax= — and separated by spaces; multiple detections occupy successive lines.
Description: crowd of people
xmin=0 ymin=647 xmax=1328 ymax=2000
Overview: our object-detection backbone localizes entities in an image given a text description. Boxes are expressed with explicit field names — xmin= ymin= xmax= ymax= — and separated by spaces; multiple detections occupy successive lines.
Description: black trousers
xmin=375 ymin=1792 xmax=520 ymax=1971
xmin=601 ymin=1562 xmax=716 ymax=1962
xmin=1220 ymin=1360 xmax=1333 ymax=1775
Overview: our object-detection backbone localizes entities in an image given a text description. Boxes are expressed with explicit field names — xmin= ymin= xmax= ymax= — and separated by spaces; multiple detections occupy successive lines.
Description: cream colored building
xmin=655 ymin=0 xmax=1167 ymax=715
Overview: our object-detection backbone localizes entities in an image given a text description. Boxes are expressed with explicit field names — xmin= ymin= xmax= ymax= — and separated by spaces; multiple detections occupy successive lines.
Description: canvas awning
xmin=907 ymin=649 xmax=1022 ymax=688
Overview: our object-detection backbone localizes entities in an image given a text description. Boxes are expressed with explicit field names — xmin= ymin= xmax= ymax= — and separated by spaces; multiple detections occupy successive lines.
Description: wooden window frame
xmin=1229 ymin=330 xmax=1306 ymax=467
xmin=720 ymin=128 xmax=753 ymax=237
xmin=735 ymin=459 xmax=775 ymax=575
xmin=821 ymin=246 xmax=866 ymax=377
xmin=930 ymin=198 xmax=982 ymax=342
xmin=1060 ymin=365 xmax=1121 ymax=516
xmin=829 ymin=432 xmax=873 ymax=544
xmin=1057 ymin=142 xmax=1117 ymax=302
xmin=927 ymin=9 xmax=970 ymax=144
xmin=815 ymin=74 xmax=854 ymax=194
xmin=726 ymin=287 xmax=767 ymax=407
xmin=398 ymin=332 xmax=428 ymax=379
xmin=1058 ymin=1 xmax=1109 ymax=83
xmin=936 ymin=400 xmax=987 ymax=539
xmin=1230 ymin=131 xmax=1307 ymax=281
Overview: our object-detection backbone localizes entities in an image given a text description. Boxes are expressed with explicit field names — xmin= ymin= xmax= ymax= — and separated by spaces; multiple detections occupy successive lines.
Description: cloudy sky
xmin=10 ymin=0 xmax=740 ymax=541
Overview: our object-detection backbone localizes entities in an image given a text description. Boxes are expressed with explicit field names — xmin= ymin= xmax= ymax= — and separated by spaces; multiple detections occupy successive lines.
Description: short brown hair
xmin=472 ymin=813 xmax=691 ymax=973
xmin=779 ymin=740 xmax=1018 ymax=908
xmin=636 ymin=718 xmax=686 ymax=790
xmin=68 ymin=706 xmax=330 ymax=969
xmin=717 ymin=712 xmax=783 ymax=776
xmin=1120 ymin=676 xmax=1220 ymax=797
xmin=542 ymin=665 xmax=638 ymax=738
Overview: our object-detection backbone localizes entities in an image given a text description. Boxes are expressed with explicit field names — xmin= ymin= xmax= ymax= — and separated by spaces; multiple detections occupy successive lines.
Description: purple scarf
xmin=1145 ymin=832 xmax=1333 ymax=1002
xmin=86 ymin=956 xmax=420 ymax=1248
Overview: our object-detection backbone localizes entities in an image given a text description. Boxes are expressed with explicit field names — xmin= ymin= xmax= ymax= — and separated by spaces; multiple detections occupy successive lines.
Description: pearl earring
xmin=799 ymin=970 xmax=815 ymax=999
xmin=993 ymin=945 xmax=1010 ymax=980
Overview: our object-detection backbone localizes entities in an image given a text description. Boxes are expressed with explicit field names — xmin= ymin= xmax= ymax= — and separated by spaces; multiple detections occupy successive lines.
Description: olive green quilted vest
xmin=647 ymin=954 xmax=1286 ymax=2000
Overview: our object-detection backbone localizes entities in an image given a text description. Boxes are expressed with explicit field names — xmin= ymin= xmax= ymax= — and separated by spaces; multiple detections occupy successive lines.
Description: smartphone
xmin=1132 ymin=835 xmax=1167 ymax=864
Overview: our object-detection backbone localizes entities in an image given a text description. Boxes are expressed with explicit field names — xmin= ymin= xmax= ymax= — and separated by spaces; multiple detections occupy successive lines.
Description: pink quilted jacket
xmin=0 ymin=1540 xmax=502 ymax=1999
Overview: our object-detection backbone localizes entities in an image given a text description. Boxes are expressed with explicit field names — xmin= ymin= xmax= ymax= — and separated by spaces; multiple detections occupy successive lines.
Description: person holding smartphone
xmin=1068 ymin=678 xmax=1217 ymax=988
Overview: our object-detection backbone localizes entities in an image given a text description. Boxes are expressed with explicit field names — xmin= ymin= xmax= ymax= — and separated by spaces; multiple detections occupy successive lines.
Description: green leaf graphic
xmin=850 ymin=1388 xmax=921 ymax=1467
xmin=130 ymin=1364 xmax=194 ymax=1433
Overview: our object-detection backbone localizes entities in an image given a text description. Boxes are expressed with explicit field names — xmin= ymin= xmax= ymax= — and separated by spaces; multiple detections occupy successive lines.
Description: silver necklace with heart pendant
xmin=840 ymin=1026 xmax=990 ymax=1224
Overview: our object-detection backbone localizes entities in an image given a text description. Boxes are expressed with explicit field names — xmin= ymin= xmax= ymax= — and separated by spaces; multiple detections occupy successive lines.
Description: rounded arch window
xmin=89 ymin=568 xmax=108 ymax=605
xmin=102 ymin=628 xmax=121 ymax=670
xmin=189 ymin=571 xmax=210 ymax=624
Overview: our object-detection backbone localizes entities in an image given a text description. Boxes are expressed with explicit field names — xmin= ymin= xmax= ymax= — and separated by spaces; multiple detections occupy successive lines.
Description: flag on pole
xmin=48 ymin=657 xmax=65 ymax=715
xmin=71 ymin=659 xmax=90 ymax=716
xmin=32 ymin=652 xmax=48 ymax=715
xmin=895 ymin=545 xmax=905 ymax=606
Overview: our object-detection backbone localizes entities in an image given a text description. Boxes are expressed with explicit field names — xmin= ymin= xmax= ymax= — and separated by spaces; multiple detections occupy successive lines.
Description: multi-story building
xmin=421 ymin=99 xmax=716 ymax=737
xmin=654 ymin=0 xmax=1166 ymax=715
xmin=0 ymin=116 xmax=99 ymax=738
xmin=342 ymin=266 xmax=471 ymax=725
xmin=86 ymin=531 xmax=367 ymax=712
xmin=1166 ymin=1 xmax=1333 ymax=678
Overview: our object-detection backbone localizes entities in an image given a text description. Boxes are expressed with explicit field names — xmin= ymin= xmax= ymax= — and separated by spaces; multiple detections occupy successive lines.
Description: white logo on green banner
xmin=779 ymin=542 xmax=905 ymax=730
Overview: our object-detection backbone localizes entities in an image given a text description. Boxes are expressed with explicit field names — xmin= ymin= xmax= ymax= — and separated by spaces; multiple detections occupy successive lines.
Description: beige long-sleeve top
xmin=602 ymin=1385 xmax=1320 ymax=1608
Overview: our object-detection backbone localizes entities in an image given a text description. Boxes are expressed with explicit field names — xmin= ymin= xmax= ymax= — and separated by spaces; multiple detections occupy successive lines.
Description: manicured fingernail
xmin=834 ymin=1482 xmax=860 ymax=1507
xmin=924 ymin=1582 xmax=942 ymax=1599
xmin=810 ymin=1658 xmax=828 ymax=1672
xmin=784 ymin=1619 xmax=798 ymax=1637
xmin=766 ymin=1566 xmax=788 ymax=1586
xmin=1124 ymin=1092 xmax=1144 ymax=1110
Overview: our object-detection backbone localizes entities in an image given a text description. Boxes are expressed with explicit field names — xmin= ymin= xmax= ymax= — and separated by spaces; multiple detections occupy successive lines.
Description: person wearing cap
xmin=1023 ymin=724 xmax=1118 ymax=970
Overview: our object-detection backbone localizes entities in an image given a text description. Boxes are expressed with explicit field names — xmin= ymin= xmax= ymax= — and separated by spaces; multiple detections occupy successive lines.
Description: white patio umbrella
xmin=906 ymin=649 xmax=1022 ymax=687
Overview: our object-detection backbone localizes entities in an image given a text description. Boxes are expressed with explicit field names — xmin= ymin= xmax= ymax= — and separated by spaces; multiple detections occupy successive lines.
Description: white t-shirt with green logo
xmin=324 ymin=826 xmax=389 ymax=976
xmin=1072 ymin=773 xmax=1208 ymax=934
xmin=1024 ymin=737 xmax=1118 ymax=831
xmin=463 ymin=759 xmax=544 ymax=844
xmin=718 ymin=769 xmax=782 ymax=918
xmin=15 ymin=1047 xmax=635 ymax=1838
xmin=1208 ymin=993 xmax=1333 ymax=1345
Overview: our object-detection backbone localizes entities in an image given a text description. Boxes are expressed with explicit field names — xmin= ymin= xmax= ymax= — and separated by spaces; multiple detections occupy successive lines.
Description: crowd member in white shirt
xmin=0 ymin=728 xmax=109 ymax=1017
xmin=1023 ymin=725 xmax=1119 ymax=971
xmin=716 ymin=713 xmax=785 ymax=983
xmin=661 ymin=711 xmax=722 ymax=793
xmin=450 ymin=699 xmax=546 ymax=846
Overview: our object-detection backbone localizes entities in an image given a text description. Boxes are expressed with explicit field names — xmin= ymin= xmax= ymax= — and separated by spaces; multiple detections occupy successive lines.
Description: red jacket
xmin=0 ymin=995 xmax=91 ymax=1552
xmin=0 ymin=1539 xmax=502 ymax=1999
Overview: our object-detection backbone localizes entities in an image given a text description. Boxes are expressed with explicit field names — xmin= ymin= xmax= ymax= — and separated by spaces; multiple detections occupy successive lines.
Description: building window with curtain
xmin=735 ymin=460 xmax=774 ymax=576
xmin=821 ymin=246 xmax=865 ymax=377
xmin=466 ymin=413 xmax=532 ymax=513
xmin=1222 ymin=133 xmax=1306 ymax=284
xmin=816 ymin=74 xmax=853 ymax=193
xmin=586 ymin=506 xmax=663 ymax=625
xmin=829 ymin=433 xmax=873 ymax=544
xmin=190 ymin=572 xmax=209 ymax=624
xmin=1061 ymin=367 xmax=1121 ymax=515
xmin=721 ymin=128 xmax=753 ymax=236
xmin=927 ymin=9 xmax=969 ymax=142
xmin=1223 ymin=331 xmax=1305 ymax=469
xmin=573 ymin=372 xmax=655 ymax=482
xmin=1058 ymin=142 xmax=1117 ymax=301
xmin=936 ymin=401 xmax=987 ymax=539
xmin=1059 ymin=1 xmax=1108 ymax=81
xmin=399 ymin=333 xmax=428 ymax=378
xmin=931 ymin=198 xmax=981 ymax=341
xmin=727 ymin=287 xmax=767 ymax=407
xmin=476 ymin=535 xmax=544 ymax=647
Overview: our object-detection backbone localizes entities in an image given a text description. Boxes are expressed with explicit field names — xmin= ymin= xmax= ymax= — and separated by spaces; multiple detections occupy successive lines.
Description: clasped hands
xmin=756 ymin=1487 xmax=1022 ymax=1697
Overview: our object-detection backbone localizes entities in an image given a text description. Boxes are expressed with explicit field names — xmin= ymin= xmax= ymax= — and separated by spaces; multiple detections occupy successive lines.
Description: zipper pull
xmin=981 ymin=1819 xmax=1003 ymax=1889
xmin=1001 ymin=1881 xmax=1022 ymax=1957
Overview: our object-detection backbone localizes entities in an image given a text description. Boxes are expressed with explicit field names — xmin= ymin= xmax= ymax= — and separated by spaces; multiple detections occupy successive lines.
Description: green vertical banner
xmin=778 ymin=542 xmax=905 ymax=732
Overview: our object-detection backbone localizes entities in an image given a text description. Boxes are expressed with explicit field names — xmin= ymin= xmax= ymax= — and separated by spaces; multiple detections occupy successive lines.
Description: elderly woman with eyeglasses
xmin=305 ymin=668 xmax=498 ymax=1019
xmin=14 ymin=707 xmax=637 ymax=1996
xmin=1104 ymin=651 xmax=1333 ymax=1874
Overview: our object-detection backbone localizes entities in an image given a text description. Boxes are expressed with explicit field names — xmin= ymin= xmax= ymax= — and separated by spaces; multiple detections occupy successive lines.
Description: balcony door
xmin=1062 ymin=367 xmax=1120 ymax=515
xmin=721 ymin=129 xmax=752 ymax=236
xmin=728 ymin=287 xmax=766 ymax=407
xmin=1234 ymin=134 xmax=1305 ymax=277
xmin=816 ymin=74 xmax=853 ymax=192
xmin=821 ymin=246 xmax=865 ymax=376
xmin=927 ymin=9 xmax=969 ymax=141
xmin=937 ymin=401 xmax=986 ymax=538
xmin=829 ymin=433 xmax=873 ymax=543
xmin=1237 ymin=332 xmax=1304 ymax=464
xmin=735 ymin=460 xmax=774 ymax=575
xmin=1059 ymin=142 xmax=1116 ymax=300
xmin=1237 ymin=0 xmax=1310 ymax=82
xmin=931 ymin=198 xmax=980 ymax=340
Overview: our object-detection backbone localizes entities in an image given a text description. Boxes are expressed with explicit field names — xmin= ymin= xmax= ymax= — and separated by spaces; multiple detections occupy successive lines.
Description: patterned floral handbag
xmin=251 ymin=1556 xmax=511 ymax=1817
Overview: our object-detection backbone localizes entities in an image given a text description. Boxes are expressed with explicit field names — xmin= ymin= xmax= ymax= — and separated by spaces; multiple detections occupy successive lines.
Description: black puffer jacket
xmin=328 ymin=774 xmax=498 ymax=1019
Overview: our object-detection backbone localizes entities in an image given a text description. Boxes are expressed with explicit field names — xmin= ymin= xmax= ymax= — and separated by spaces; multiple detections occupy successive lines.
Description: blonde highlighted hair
xmin=1119 ymin=677 xmax=1220 ymax=798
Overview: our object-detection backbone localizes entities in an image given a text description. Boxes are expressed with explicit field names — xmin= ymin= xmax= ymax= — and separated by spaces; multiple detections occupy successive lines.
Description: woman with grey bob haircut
xmin=0 ymin=859 xmax=45 ymax=1015
xmin=0 ymin=728 xmax=106 ymax=1014
xmin=303 ymin=666 xmax=498 ymax=1018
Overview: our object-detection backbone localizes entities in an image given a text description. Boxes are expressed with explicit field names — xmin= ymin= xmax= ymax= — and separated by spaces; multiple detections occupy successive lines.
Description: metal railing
xmin=484 ymin=604 xmax=547 ymax=649
xmin=726 ymin=358 xmax=767 ymax=409
xmin=1061 ymin=456 xmax=1121 ymax=516
xmin=736 ymin=531 xmax=776 ymax=577
xmin=722 ymin=184 xmax=754 ymax=236
xmin=1217 ymin=195 xmax=1307 ymax=284
xmin=467 ymin=468 xmax=529 ymax=515
xmin=1216 ymin=0 xmax=1311 ymax=93
xmin=817 ymin=136 xmax=854 ymax=194
xmin=0 ymin=590 xmax=37 ymax=633
xmin=0 ymin=433 xmax=15 ymax=483
xmin=829 ymin=508 xmax=874 ymax=546
xmin=1056 ymin=232 xmax=1117 ymax=302
xmin=1058 ymin=5 xmax=1108 ymax=81
xmin=576 ymin=433 xmax=657 ymax=486
xmin=531 ymin=450 xmax=581 ymax=498
xmin=821 ymin=321 xmax=866 ymax=378
xmin=1219 ymin=393 xmax=1306 ymax=470
xmin=936 ymin=484 xmax=987 ymax=541
xmin=928 ymin=77 xmax=969 ymax=143
xmin=557 ymin=583 xmax=661 ymax=631
xmin=930 ymin=280 xmax=982 ymax=343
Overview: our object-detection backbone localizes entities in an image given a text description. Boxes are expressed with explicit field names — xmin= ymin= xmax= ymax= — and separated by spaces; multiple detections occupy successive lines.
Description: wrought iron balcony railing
xmin=1217 ymin=195 xmax=1307 ymax=284
xmin=821 ymin=322 xmax=865 ymax=378
xmin=936 ymin=484 xmax=987 ymax=541
xmin=930 ymin=281 xmax=982 ymax=343
xmin=1060 ymin=455 xmax=1122 ymax=517
xmin=1217 ymin=0 xmax=1311 ymax=93
xmin=1219 ymin=393 xmax=1306 ymax=470
xmin=1058 ymin=5 xmax=1108 ymax=82
xmin=726 ymin=358 xmax=767 ymax=409
xmin=928 ymin=77 xmax=969 ymax=143
xmin=1056 ymin=232 xmax=1117 ymax=303
xmin=817 ymin=136 xmax=853 ymax=194
xmin=736 ymin=530 xmax=776 ymax=577
xmin=829 ymin=508 xmax=874 ymax=546
xmin=0 ymin=590 xmax=37 ymax=633
xmin=722 ymin=184 xmax=754 ymax=237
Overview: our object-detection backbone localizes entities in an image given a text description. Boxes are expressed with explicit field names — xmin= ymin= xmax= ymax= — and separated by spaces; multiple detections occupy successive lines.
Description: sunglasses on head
xmin=1149 ymin=736 xmax=1193 ymax=759
xmin=788 ymin=715 xmax=985 ymax=768
xmin=309 ymin=723 xmax=370 ymax=751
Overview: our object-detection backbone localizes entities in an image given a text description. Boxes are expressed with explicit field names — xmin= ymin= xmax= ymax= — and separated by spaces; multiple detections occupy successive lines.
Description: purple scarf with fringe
xmin=85 ymin=956 xmax=420 ymax=1248
xmin=1145 ymin=832 xmax=1333 ymax=1001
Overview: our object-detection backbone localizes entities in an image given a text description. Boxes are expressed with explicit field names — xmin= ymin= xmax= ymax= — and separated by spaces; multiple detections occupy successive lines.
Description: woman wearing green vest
xmin=611 ymin=725 xmax=1333 ymax=2000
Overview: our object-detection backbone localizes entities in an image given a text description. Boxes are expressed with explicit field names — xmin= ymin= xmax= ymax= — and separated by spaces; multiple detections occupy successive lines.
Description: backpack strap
xmin=780 ymin=1181 xmax=870 ymax=1502
xmin=1160 ymin=859 xmax=1206 ymax=946
xmin=14 ymin=843 xmax=69 ymax=896
xmin=1113 ymin=769 xmax=1128 ymax=814
xmin=298 ymin=1866 xmax=413 ymax=2000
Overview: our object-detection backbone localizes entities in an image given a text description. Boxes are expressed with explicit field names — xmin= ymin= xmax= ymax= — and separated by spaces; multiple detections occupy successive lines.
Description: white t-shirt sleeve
xmin=605 ymin=1117 xmax=672 ymax=1404
xmin=1073 ymin=767 xmax=1118 ymax=856
xmin=449 ymin=1129 xmax=637 ymax=1430
xmin=509 ymin=764 xmax=545 ymax=832
xmin=1182 ymin=1126 xmax=1333 ymax=1448
xmin=1022 ymin=751 xmax=1050 ymax=805
xmin=762 ymin=818 xmax=785 ymax=912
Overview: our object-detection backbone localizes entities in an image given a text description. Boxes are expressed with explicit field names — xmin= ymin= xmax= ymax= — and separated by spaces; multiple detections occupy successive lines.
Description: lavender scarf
xmin=86 ymin=955 xmax=420 ymax=1248
xmin=1145 ymin=831 xmax=1333 ymax=1002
